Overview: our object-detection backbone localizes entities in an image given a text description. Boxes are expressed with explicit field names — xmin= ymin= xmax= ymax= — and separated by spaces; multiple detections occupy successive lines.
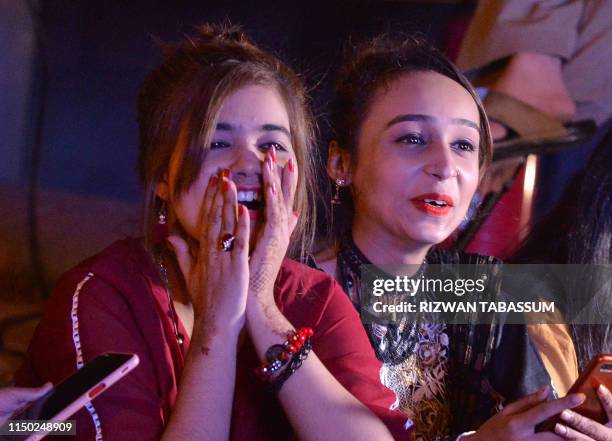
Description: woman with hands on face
xmin=16 ymin=24 xmax=409 ymax=441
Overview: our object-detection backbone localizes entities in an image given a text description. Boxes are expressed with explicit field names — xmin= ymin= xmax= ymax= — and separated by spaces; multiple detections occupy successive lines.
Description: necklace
xmin=337 ymin=235 xmax=427 ymax=365
xmin=155 ymin=251 xmax=185 ymax=347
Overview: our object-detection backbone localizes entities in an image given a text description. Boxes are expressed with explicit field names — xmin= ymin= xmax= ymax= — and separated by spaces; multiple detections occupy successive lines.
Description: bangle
xmin=255 ymin=327 xmax=314 ymax=380
xmin=268 ymin=337 xmax=312 ymax=393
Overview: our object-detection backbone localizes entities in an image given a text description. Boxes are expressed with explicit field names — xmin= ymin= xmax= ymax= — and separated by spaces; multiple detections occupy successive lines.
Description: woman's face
xmin=170 ymin=84 xmax=295 ymax=241
xmin=350 ymin=71 xmax=481 ymax=248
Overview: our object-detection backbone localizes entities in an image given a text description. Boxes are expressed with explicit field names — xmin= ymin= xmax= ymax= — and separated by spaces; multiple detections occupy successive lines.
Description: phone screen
xmin=13 ymin=353 xmax=134 ymax=421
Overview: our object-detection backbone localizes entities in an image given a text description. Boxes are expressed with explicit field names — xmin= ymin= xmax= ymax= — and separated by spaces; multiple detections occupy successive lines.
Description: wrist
xmin=247 ymin=287 xmax=277 ymax=309
xmin=193 ymin=316 xmax=243 ymax=340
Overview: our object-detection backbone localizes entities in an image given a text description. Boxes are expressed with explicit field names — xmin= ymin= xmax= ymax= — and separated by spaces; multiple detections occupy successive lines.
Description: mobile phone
xmin=5 ymin=352 xmax=139 ymax=441
xmin=539 ymin=353 xmax=612 ymax=431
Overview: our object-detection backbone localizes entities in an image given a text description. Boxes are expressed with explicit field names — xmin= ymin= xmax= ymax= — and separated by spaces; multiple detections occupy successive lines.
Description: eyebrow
xmin=216 ymin=122 xmax=291 ymax=138
xmin=386 ymin=114 xmax=480 ymax=131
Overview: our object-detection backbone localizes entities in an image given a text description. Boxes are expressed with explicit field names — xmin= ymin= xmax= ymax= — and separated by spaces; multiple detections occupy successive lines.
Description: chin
xmin=405 ymin=227 xmax=454 ymax=247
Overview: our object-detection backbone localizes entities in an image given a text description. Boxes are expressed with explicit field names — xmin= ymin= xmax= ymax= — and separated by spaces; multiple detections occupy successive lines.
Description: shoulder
xmin=36 ymin=237 xmax=163 ymax=351
xmin=17 ymin=238 xmax=164 ymax=384
xmin=52 ymin=238 xmax=157 ymax=303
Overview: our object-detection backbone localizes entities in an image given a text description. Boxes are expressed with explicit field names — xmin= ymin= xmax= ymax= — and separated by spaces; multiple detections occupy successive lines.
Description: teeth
xmin=238 ymin=190 xmax=260 ymax=202
xmin=423 ymin=198 xmax=447 ymax=207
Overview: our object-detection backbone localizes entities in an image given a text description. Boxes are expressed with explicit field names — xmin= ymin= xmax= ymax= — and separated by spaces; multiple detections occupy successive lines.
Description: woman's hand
xmin=247 ymin=150 xmax=298 ymax=308
xmin=168 ymin=169 xmax=250 ymax=334
xmin=465 ymin=386 xmax=586 ymax=441
xmin=553 ymin=385 xmax=612 ymax=441
xmin=0 ymin=383 xmax=53 ymax=424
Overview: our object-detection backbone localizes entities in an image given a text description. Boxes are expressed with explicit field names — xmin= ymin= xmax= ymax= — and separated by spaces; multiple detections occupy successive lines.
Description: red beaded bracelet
xmin=255 ymin=327 xmax=314 ymax=380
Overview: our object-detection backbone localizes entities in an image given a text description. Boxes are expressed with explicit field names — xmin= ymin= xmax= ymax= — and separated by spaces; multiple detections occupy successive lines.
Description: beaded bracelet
xmin=268 ymin=337 xmax=312 ymax=393
xmin=255 ymin=327 xmax=314 ymax=381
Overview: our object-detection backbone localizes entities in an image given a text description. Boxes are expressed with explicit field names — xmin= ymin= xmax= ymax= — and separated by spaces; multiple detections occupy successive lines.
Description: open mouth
xmin=422 ymin=198 xmax=449 ymax=208
xmin=237 ymin=189 xmax=264 ymax=212
xmin=411 ymin=193 xmax=454 ymax=216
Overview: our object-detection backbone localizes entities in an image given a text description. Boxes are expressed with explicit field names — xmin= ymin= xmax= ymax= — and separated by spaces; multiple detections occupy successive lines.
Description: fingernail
xmin=223 ymin=179 xmax=229 ymax=192
xmin=270 ymin=182 xmax=277 ymax=195
xmin=239 ymin=204 xmax=245 ymax=216
xmin=538 ymin=385 xmax=549 ymax=398
xmin=209 ymin=175 xmax=218 ymax=186
xmin=270 ymin=148 xmax=276 ymax=163
xmin=599 ymin=384 xmax=610 ymax=396
xmin=222 ymin=168 xmax=231 ymax=178
xmin=288 ymin=158 xmax=295 ymax=172
xmin=293 ymin=210 xmax=300 ymax=218
xmin=560 ymin=410 xmax=573 ymax=422
xmin=555 ymin=423 xmax=567 ymax=436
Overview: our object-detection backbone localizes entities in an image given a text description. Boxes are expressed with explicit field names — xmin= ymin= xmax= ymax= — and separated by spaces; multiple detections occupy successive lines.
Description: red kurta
xmin=17 ymin=239 xmax=410 ymax=440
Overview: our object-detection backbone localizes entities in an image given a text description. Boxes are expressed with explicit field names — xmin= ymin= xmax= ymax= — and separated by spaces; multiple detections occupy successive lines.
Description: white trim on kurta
xmin=71 ymin=272 xmax=103 ymax=441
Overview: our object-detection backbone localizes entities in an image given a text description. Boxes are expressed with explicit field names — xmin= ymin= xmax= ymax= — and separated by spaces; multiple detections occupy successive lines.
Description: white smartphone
xmin=5 ymin=352 xmax=139 ymax=441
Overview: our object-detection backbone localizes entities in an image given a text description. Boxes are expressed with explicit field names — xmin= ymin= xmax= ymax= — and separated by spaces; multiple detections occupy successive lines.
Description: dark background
xmin=2 ymin=0 xmax=472 ymax=202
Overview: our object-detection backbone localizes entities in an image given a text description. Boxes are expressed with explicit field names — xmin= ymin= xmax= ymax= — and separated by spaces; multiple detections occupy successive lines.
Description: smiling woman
xmin=15 ymin=23 xmax=409 ymax=441
xmin=313 ymin=34 xmax=586 ymax=441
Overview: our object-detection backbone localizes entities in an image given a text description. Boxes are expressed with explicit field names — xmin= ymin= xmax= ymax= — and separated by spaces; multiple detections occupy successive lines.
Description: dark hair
xmin=328 ymin=33 xmax=492 ymax=240
xmin=136 ymin=23 xmax=318 ymax=259
xmin=513 ymin=127 xmax=612 ymax=369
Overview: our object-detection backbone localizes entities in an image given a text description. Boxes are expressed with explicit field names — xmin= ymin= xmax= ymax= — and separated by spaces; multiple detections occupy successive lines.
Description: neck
xmin=351 ymin=222 xmax=431 ymax=266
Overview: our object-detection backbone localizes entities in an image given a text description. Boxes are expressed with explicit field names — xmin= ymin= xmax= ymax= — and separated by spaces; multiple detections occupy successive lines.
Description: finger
xmin=167 ymin=234 xmax=193 ymax=280
xmin=560 ymin=409 xmax=610 ymax=440
xmin=262 ymin=151 xmax=280 ymax=228
xmin=206 ymin=169 xmax=227 ymax=254
xmin=555 ymin=423 xmax=594 ymax=441
xmin=221 ymin=176 xmax=237 ymax=240
xmin=6 ymin=383 xmax=53 ymax=404
xmin=233 ymin=204 xmax=250 ymax=258
xmin=503 ymin=386 xmax=550 ymax=416
xmin=520 ymin=393 xmax=586 ymax=428
xmin=597 ymin=385 xmax=612 ymax=423
xmin=281 ymin=156 xmax=298 ymax=212
xmin=197 ymin=172 xmax=219 ymax=245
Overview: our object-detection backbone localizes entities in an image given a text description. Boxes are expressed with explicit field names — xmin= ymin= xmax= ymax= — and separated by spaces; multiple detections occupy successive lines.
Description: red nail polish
xmin=293 ymin=210 xmax=300 ymax=218
xmin=223 ymin=179 xmax=229 ymax=192
xmin=288 ymin=158 xmax=295 ymax=172
xmin=222 ymin=168 xmax=230 ymax=178
xmin=239 ymin=204 xmax=245 ymax=216
xmin=209 ymin=175 xmax=218 ymax=186
xmin=270 ymin=148 xmax=276 ymax=163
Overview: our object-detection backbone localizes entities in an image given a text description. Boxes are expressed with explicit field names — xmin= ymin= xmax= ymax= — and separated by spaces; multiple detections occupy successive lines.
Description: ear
xmin=155 ymin=174 xmax=170 ymax=201
xmin=327 ymin=140 xmax=353 ymax=185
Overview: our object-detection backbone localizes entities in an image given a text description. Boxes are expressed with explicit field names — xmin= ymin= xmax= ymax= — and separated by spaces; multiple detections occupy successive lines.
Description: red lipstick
xmin=410 ymin=193 xmax=454 ymax=217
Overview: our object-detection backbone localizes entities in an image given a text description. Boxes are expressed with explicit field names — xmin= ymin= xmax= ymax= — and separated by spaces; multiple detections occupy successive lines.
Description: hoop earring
xmin=331 ymin=178 xmax=345 ymax=205
xmin=153 ymin=202 xmax=169 ymax=243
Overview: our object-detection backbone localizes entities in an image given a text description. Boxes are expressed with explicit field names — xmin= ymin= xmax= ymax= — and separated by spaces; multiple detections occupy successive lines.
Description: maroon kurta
xmin=17 ymin=239 xmax=411 ymax=440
